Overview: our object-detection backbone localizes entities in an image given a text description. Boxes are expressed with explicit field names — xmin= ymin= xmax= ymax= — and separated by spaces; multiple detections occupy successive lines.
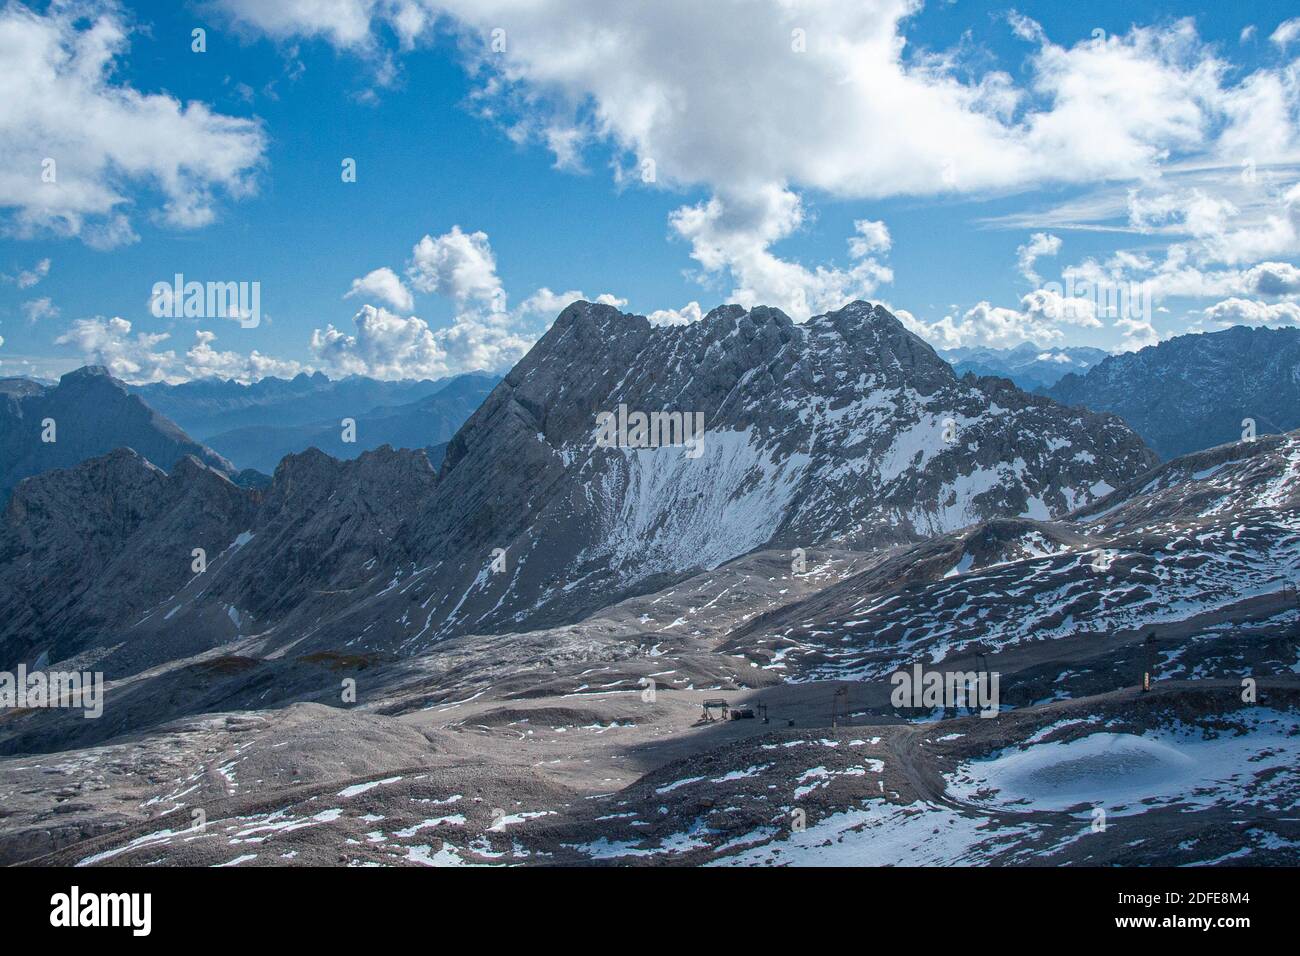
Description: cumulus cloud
xmin=215 ymin=0 xmax=438 ymax=60
xmin=208 ymin=2 xmax=1300 ymax=330
xmin=848 ymin=220 xmax=891 ymax=258
xmin=905 ymin=284 xmax=1106 ymax=350
xmin=647 ymin=301 xmax=704 ymax=327
xmin=1114 ymin=316 xmax=1161 ymax=351
xmin=1021 ymin=287 xmax=1102 ymax=328
xmin=1244 ymin=260 xmax=1300 ymax=295
xmin=926 ymin=301 xmax=1061 ymax=350
xmin=185 ymin=330 xmax=306 ymax=383
xmin=318 ymin=225 xmax=632 ymax=378
xmin=54 ymin=316 xmax=307 ymax=384
xmin=311 ymin=305 xmax=446 ymax=379
xmin=0 ymin=3 xmax=265 ymax=246
xmin=407 ymin=226 xmax=506 ymax=312
xmin=214 ymin=4 xmax=1289 ymax=200
xmin=345 ymin=266 xmax=414 ymax=312
xmin=516 ymin=287 xmax=626 ymax=317
xmin=1202 ymin=297 xmax=1300 ymax=327
xmin=54 ymin=316 xmax=176 ymax=382
xmin=328 ymin=227 xmax=526 ymax=377
xmin=669 ymin=186 xmax=893 ymax=319
xmin=310 ymin=303 xmax=531 ymax=380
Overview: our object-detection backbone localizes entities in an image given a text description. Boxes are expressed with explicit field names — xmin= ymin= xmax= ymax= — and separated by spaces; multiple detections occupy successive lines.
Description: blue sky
xmin=2 ymin=0 xmax=1300 ymax=382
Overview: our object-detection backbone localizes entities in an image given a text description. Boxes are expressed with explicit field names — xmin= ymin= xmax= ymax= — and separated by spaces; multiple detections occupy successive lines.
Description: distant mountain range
xmin=1045 ymin=325 xmax=1300 ymax=459
xmin=199 ymin=372 xmax=497 ymax=473
xmin=0 ymin=368 xmax=496 ymax=490
xmin=131 ymin=371 xmax=458 ymax=440
xmin=0 ymin=367 xmax=234 ymax=497
xmin=942 ymin=343 xmax=1109 ymax=390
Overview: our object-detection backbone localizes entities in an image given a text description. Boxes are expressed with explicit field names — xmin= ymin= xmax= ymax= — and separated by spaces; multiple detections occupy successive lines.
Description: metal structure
xmin=701 ymin=698 xmax=729 ymax=722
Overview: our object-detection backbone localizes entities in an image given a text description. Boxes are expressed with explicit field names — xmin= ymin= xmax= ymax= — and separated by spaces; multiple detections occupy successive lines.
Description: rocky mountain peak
xmin=0 ymin=365 xmax=235 ymax=499
xmin=403 ymin=300 xmax=1158 ymax=641
xmin=58 ymin=364 xmax=115 ymax=384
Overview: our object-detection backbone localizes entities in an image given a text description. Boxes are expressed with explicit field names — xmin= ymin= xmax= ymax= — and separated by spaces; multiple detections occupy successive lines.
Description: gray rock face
xmin=410 ymin=300 xmax=1154 ymax=638
xmin=0 ymin=366 xmax=234 ymax=498
xmin=1045 ymin=325 xmax=1300 ymax=459
xmin=0 ymin=449 xmax=254 ymax=669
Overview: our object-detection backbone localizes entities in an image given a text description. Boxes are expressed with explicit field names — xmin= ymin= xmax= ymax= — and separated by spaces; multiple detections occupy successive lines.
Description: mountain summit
xmin=416 ymin=300 xmax=1154 ymax=634
xmin=0 ymin=366 xmax=234 ymax=498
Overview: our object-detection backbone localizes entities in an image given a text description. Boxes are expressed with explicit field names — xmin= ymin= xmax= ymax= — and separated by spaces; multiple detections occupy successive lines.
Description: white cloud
xmin=669 ymin=186 xmax=893 ymax=319
xmin=345 ymin=266 xmax=414 ymax=312
xmin=13 ymin=257 xmax=50 ymax=288
xmin=209 ymin=2 xmax=1300 ymax=336
xmin=311 ymin=305 xmax=447 ymax=379
xmin=320 ymin=226 xmax=631 ymax=378
xmin=911 ymin=299 xmax=1062 ymax=350
xmin=1202 ymin=297 xmax=1300 ymax=327
xmin=1270 ymin=18 xmax=1300 ymax=49
xmin=1123 ymin=186 xmax=1300 ymax=267
xmin=1244 ymin=260 xmax=1300 ymax=295
xmin=310 ymin=303 xmax=531 ymax=380
xmin=516 ymin=287 xmax=626 ymax=318
xmin=53 ymin=316 xmax=307 ymax=384
xmin=21 ymin=296 xmax=58 ymax=323
xmin=428 ymin=7 xmax=1279 ymax=202
xmin=215 ymin=0 xmax=389 ymax=49
xmin=1114 ymin=316 xmax=1161 ymax=351
xmin=1016 ymin=233 xmax=1061 ymax=284
xmin=848 ymin=219 xmax=891 ymax=257
xmin=0 ymin=3 xmax=265 ymax=246
xmin=54 ymin=316 xmax=176 ymax=383
xmin=407 ymin=226 xmax=506 ymax=312
xmin=185 ymin=330 xmax=306 ymax=383
xmin=905 ymin=284 xmax=1106 ymax=350
xmin=647 ymin=301 xmax=704 ymax=327
xmin=1021 ymin=287 xmax=1102 ymax=328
